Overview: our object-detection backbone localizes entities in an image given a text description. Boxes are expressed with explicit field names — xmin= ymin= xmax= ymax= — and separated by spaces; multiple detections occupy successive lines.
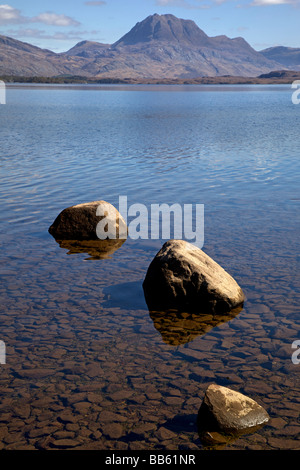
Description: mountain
xmin=113 ymin=13 xmax=210 ymax=47
xmin=78 ymin=14 xmax=281 ymax=78
xmin=64 ymin=40 xmax=110 ymax=59
xmin=260 ymin=46 xmax=300 ymax=70
xmin=0 ymin=34 xmax=87 ymax=76
xmin=0 ymin=14 xmax=291 ymax=79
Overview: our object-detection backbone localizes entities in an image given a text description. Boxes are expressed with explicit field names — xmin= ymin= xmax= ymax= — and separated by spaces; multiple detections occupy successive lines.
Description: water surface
xmin=0 ymin=84 xmax=299 ymax=450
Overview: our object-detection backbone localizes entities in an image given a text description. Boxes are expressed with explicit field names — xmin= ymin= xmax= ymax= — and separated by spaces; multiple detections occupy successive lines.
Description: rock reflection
xmin=53 ymin=238 xmax=126 ymax=260
xmin=149 ymin=306 xmax=243 ymax=346
xmin=198 ymin=430 xmax=239 ymax=450
xmin=198 ymin=423 xmax=267 ymax=450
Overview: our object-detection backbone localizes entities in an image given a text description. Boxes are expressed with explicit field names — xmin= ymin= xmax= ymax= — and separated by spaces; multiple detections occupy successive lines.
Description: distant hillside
xmin=64 ymin=40 xmax=110 ymax=59
xmin=260 ymin=46 xmax=300 ymax=70
xmin=0 ymin=34 xmax=86 ymax=76
xmin=258 ymin=70 xmax=300 ymax=80
xmin=0 ymin=14 xmax=292 ymax=79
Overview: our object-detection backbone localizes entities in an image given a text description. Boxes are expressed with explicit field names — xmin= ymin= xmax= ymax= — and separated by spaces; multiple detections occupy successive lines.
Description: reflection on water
xmin=149 ymin=306 xmax=243 ymax=346
xmin=197 ymin=414 xmax=269 ymax=450
xmin=197 ymin=429 xmax=256 ymax=450
xmin=54 ymin=238 xmax=126 ymax=260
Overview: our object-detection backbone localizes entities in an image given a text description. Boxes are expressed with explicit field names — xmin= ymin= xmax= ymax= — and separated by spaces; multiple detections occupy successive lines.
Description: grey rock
xmin=143 ymin=240 xmax=245 ymax=313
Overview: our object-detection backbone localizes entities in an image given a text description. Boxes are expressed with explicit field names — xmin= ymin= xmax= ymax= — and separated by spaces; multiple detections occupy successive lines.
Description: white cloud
xmin=6 ymin=28 xmax=92 ymax=41
xmin=85 ymin=1 xmax=107 ymax=5
xmin=250 ymin=0 xmax=298 ymax=4
xmin=156 ymin=0 xmax=211 ymax=9
xmin=157 ymin=0 xmax=299 ymax=6
xmin=0 ymin=4 xmax=80 ymax=26
xmin=32 ymin=12 xmax=80 ymax=27
xmin=0 ymin=4 xmax=27 ymax=24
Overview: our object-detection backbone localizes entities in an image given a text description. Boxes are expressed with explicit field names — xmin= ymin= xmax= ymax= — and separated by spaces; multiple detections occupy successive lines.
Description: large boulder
xmin=197 ymin=384 xmax=270 ymax=436
xmin=143 ymin=240 xmax=245 ymax=314
xmin=48 ymin=200 xmax=127 ymax=241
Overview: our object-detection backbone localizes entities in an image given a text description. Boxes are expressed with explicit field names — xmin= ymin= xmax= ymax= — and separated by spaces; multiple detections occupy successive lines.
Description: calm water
xmin=0 ymin=84 xmax=299 ymax=450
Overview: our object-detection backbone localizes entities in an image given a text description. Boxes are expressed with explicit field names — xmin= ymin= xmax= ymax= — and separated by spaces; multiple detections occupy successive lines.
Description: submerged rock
xmin=197 ymin=384 xmax=270 ymax=437
xmin=48 ymin=200 xmax=127 ymax=241
xmin=143 ymin=240 xmax=245 ymax=313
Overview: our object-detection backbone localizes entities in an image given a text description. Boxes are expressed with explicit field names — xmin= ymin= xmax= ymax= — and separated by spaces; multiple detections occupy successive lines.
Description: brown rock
xmin=131 ymin=423 xmax=157 ymax=438
xmin=98 ymin=410 xmax=127 ymax=422
xmin=268 ymin=437 xmax=300 ymax=450
xmin=16 ymin=368 xmax=56 ymax=379
xmin=101 ymin=423 xmax=124 ymax=439
xmin=12 ymin=404 xmax=31 ymax=419
xmin=156 ymin=426 xmax=177 ymax=441
xmin=268 ymin=417 xmax=287 ymax=429
xmin=164 ymin=396 xmax=184 ymax=406
xmin=110 ymin=390 xmax=134 ymax=401
xmin=57 ymin=412 xmax=78 ymax=424
xmin=198 ymin=384 xmax=270 ymax=435
xmin=143 ymin=240 xmax=245 ymax=313
xmin=48 ymin=200 xmax=127 ymax=241
xmin=51 ymin=439 xmax=81 ymax=449
xmin=73 ymin=401 xmax=91 ymax=414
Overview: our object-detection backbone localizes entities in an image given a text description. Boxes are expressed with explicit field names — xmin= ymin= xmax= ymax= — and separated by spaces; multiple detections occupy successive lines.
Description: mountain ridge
xmin=0 ymin=14 xmax=297 ymax=79
xmin=260 ymin=46 xmax=300 ymax=70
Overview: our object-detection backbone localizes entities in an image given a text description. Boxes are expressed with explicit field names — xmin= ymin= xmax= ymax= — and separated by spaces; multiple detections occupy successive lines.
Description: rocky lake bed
xmin=0 ymin=234 xmax=299 ymax=450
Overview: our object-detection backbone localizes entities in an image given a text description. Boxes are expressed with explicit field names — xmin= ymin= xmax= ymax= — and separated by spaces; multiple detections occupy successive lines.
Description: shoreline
xmin=1 ymin=70 xmax=300 ymax=86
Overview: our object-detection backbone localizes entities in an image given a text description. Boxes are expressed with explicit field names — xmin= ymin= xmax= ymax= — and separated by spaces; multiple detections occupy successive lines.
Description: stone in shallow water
xmin=101 ymin=423 xmax=124 ymax=439
xmin=50 ymin=439 xmax=81 ymax=449
xmin=197 ymin=384 xmax=270 ymax=436
xmin=143 ymin=240 xmax=245 ymax=313
xmin=49 ymin=200 xmax=127 ymax=241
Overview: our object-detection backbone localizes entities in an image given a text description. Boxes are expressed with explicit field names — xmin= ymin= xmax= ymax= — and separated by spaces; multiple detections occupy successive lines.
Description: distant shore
xmin=1 ymin=70 xmax=300 ymax=86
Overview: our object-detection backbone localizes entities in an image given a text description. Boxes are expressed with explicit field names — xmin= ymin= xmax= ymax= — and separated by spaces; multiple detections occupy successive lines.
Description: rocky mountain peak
xmin=113 ymin=13 xmax=209 ymax=47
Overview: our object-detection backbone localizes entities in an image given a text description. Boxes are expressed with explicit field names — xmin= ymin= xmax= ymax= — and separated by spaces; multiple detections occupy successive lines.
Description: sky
xmin=0 ymin=0 xmax=299 ymax=52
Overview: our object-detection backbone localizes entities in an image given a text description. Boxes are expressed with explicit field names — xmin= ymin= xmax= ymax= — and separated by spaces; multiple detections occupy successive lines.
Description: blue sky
xmin=0 ymin=0 xmax=298 ymax=52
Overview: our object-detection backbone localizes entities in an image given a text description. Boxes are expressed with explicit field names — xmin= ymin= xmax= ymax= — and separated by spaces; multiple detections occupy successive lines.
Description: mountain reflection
xmin=149 ymin=305 xmax=243 ymax=346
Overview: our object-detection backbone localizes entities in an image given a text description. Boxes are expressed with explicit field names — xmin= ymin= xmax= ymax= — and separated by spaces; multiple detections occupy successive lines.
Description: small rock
xmin=57 ymin=412 xmax=78 ymax=424
xmin=268 ymin=437 xmax=300 ymax=450
xmin=131 ymin=423 xmax=157 ymax=439
xmin=101 ymin=423 xmax=124 ymax=439
xmin=15 ymin=368 xmax=56 ymax=379
xmin=268 ymin=417 xmax=287 ymax=429
xmin=198 ymin=383 xmax=270 ymax=435
xmin=51 ymin=439 xmax=81 ymax=449
xmin=98 ymin=410 xmax=127 ymax=422
xmin=48 ymin=200 xmax=127 ymax=241
xmin=156 ymin=427 xmax=177 ymax=441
